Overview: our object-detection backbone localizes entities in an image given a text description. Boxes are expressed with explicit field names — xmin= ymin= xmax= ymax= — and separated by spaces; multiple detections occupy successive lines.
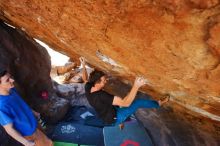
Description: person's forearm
xmin=122 ymin=85 xmax=139 ymax=106
xmin=82 ymin=64 xmax=88 ymax=83
xmin=4 ymin=125 xmax=29 ymax=145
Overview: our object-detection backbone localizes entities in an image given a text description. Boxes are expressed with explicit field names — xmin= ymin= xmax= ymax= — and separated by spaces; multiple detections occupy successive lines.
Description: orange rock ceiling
xmin=0 ymin=0 xmax=220 ymax=123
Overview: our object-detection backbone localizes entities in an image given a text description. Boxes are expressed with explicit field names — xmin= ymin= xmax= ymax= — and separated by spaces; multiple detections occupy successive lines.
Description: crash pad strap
xmin=53 ymin=141 xmax=78 ymax=146
xmin=53 ymin=141 xmax=94 ymax=146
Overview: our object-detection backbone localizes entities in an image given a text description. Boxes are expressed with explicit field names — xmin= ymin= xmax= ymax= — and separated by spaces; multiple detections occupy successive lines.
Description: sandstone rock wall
xmin=1 ymin=0 xmax=219 ymax=123
xmin=0 ymin=0 xmax=220 ymax=145
xmin=0 ymin=0 xmax=220 ymax=138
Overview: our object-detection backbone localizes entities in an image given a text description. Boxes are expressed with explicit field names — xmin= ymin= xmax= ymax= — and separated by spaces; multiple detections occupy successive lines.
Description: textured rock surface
xmin=1 ymin=0 xmax=219 ymax=122
xmin=0 ymin=0 xmax=220 ymax=145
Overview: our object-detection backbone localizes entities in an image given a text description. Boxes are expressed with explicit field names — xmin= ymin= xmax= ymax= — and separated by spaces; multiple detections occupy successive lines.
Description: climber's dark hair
xmin=0 ymin=69 xmax=7 ymax=78
xmin=0 ymin=69 xmax=7 ymax=83
xmin=89 ymin=70 xmax=106 ymax=86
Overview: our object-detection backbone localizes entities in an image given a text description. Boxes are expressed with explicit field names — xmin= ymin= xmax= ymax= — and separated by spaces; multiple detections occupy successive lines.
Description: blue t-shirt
xmin=0 ymin=88 xmax=37 ymax=136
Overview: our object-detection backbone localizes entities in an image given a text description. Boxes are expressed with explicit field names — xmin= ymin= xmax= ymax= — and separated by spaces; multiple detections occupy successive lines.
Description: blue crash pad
xmin=51 ymin=122 xmax=104 ymax=146
xmin=103 ymin=119 xmax=153 ymax=146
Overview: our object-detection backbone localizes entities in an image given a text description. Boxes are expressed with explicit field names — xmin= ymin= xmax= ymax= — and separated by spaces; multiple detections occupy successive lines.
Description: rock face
xmin=1 ymin=0 xmax=219 ymax=122
xmin=0 ymin=0 xmax=220 ymax=145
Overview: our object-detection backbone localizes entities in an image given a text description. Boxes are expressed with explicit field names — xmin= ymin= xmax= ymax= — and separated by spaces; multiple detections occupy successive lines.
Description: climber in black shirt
xmin=85 ymin=70 xmax=169 ymax=125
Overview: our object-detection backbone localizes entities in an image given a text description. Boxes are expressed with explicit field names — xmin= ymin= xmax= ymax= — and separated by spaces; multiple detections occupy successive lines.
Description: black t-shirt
xmin=85 ymin=82 xmax=116 ymax=124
